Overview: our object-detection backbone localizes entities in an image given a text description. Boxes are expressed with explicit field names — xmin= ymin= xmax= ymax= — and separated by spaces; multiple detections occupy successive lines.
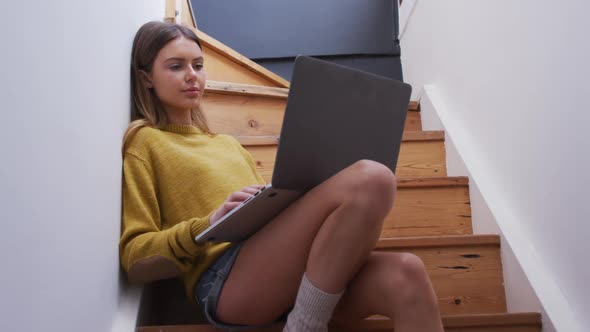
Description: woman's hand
xmin=209 ymin=185 xmax=265 ymax=225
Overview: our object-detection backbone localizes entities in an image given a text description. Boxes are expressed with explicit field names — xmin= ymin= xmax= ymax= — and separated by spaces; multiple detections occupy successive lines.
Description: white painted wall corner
xmin=110 ymin=283 xmax=142 ymax=332
xmin=418 ymin=85 xmax=562 ymax=332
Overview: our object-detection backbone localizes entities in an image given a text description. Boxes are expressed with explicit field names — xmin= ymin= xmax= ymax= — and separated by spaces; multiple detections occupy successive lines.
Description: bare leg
xmin=216 ymin=160 xmax=395 ymax=325
xmin=331 ymin=252 xmax=444 ymax=332
xmin=215 ymin=160 xmax=443 ymax=331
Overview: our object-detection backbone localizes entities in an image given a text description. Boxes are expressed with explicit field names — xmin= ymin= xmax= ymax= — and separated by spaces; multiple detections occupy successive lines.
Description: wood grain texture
xmin=376 ymin=235 xmax=499 ymax=250
xmin=135 ymin=237 xmax=505 ymax=319
xmin=375 ymin=236 xmax=506 ymax=315
xmin=164 ymin=0 xmax=176 ymax=22
xmin=405 ymin=110 xmax=421 ymax=131
xmin=383 ymin=182 xmax=473 ymax=237
xmin=137 ymin=239 xmax=510 ymax=328
xmin=408 ymin=100 xmax=420 ymax=112
xmin=196 ymin=30 xmax=289 ymax=88
xmin=341 ymin=313 xmax=542 ymax=332
xmin=238 ymin=143 xmax=467 ymax=238
xmin=202 ymin=91 xmax=422 ymax=134
xmin=402 ymin=130 xmax=444 ymax=141
xmin=232 ymin=130 xmax=443 ymax=146
xmin=338 ymin=313 xmax=542 ymax=332
xmin=397 ymin=140 xmax=447 ymax=177
xmin=206 ymin=81 xmax=289 ymax=98
xmin=201 ymin=47 xmax=281 ymax=87
xmin=202 ymin=92 xmax=286 ymax=136
xmin=239 ymin=139 xmax=446 ymax=181
xmin=397 ymin=176 xmax=469 ymax=188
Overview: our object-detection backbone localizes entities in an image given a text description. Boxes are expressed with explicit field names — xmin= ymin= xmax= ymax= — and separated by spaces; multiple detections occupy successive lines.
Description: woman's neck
xmin=166 ymin=109 xmax=192 ymax=126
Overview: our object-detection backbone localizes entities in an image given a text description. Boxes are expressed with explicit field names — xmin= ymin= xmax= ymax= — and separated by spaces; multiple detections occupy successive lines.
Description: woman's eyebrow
xmin=164 ymin=56 xmax=204 ymax=62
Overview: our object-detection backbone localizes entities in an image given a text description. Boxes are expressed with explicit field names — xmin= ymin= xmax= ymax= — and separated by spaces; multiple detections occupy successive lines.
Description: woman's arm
xmin=119 ymin=153 xmax=213 ymax=284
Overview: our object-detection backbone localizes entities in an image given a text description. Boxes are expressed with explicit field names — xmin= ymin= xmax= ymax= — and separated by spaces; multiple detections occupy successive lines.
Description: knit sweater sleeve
xmin=119 ymin=153 xmax=213 ymax=283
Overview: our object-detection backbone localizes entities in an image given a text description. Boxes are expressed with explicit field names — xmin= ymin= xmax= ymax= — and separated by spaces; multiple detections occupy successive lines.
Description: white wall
xmin=418 ymin=94 xmax=556 ymax=331
xmin=401 ymin=1 xmax=590 ymax=331
xmin=0 ymin=1 xmax=163 ymax=331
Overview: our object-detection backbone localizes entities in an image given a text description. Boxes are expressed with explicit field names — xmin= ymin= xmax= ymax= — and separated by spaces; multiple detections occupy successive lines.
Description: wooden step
xmin=407 ymin=100 xmax=422 ymax=130
xmin=195 ymin=34 xmax=289 ymax=88
xmin=235 ymin=130 xmax=446 ymax=180
xmin=387 ymin=177 xmax=472 ymax=237
xmin=353 ymin=313 xmax=542 ymax=332
xmin=376 ymin=235 xmax=505 ymax=315
xmin=137 ymin=235 xmax=503 ymax=327
xmin=143 ymin=235 xmax=504 ymax=318
xmin=202 ymin=81 xmax=422 ymax=133
xmin=137 ymin=313 xmax=540 ymax=332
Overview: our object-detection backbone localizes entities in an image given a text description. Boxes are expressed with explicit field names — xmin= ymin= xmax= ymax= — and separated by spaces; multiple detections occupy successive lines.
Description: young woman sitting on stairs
xmin=119 ymin=21 xmax=444 ymax=332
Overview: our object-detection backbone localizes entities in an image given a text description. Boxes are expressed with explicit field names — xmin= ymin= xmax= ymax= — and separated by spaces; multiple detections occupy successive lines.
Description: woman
xmin=120 ymin=21 xmax=444 ymax=332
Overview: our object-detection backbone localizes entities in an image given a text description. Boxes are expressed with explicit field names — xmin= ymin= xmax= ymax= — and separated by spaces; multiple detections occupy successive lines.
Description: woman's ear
xmin=138 ymin=70 xmax=153 ymax=88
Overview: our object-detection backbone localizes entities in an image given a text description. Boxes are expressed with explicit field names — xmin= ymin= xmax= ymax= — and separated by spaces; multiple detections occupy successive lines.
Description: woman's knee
xmin=398 ymin=253 xmax=429 ymax=282
xmin=347 ymin=159 xmax=396 ymax=210
xmin=381 ymin=253 xmax=437 ymax=306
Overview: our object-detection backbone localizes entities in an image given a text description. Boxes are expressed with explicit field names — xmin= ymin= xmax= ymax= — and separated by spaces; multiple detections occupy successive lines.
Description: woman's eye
xmin=193 ymin=63 xmax=204 ymax=70
xmin=169 ymin=64 xmax=181 ymax=70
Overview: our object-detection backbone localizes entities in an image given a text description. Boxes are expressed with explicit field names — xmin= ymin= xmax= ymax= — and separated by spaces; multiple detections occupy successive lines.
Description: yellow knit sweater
xmin=119 ymin=124 xmax=265 ymax=299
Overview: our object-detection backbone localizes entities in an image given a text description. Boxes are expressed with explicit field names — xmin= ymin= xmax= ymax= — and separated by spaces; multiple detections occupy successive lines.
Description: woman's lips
xmin=183 ymin=88 xmax=200 ymax=96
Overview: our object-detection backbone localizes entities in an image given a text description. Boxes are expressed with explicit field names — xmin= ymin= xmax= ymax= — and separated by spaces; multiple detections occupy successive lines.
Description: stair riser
xmin=202 ymin=47 xmax=278 ymax=87
xmin=386 ymin=186 xmax=473 ymax=237
xmin=243 ymin=141 xmax=446 ymax=182
xmin=233 ymin=166 xmax=472 ymax=237
xmin=202 ymin=92 xmax=421 ymax=135
xmin=376 ymin=244 xmax=506 ymax=315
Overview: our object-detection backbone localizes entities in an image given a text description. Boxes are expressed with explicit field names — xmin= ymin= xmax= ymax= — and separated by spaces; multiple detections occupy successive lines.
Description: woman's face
xmin=146 ymin=36 xmax=206 ymax=115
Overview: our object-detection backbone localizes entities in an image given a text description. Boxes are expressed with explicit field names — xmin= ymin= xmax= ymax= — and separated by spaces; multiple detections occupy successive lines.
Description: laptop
xmin=195 ymin=55 xmax=412 ymax=243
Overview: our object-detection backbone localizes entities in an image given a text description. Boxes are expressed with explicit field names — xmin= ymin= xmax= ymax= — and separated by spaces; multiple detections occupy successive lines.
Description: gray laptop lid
xmin=272 ymin=56 xmax=411 ymax=191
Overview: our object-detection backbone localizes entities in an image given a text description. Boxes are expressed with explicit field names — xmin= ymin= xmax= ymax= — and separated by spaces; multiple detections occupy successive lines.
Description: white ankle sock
xmin=283 ymin=273 xmax=344 ymax=332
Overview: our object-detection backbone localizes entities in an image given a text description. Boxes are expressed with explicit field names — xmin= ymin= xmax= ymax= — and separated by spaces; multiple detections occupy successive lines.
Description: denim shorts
xmin=194 ymin=243 xmax=243 ymax=330
xmin=194 ymin=243 xmax=290 ymax=330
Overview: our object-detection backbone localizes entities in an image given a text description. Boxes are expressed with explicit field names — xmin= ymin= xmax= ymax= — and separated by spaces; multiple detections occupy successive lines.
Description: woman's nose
xmin=186 ymin=66 xmax=198 ymax=81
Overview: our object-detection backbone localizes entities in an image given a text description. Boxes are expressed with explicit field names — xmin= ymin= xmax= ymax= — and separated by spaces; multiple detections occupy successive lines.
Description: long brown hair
xmin=123 ymin=21 xmax=214 ymax=153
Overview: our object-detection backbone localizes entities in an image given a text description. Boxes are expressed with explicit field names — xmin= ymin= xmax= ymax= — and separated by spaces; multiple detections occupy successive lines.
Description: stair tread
xmin=376 ymin=234 xmax=500 ymax=250
xmin=206 ymin=80 xmax=289 ymax=98
xmin=203 ymin=92 xmax=422 ymax=135
xmin=442 ymin=312 xmax=542 ymax=327
xmin=347 ymin=313 xmax=542 ymax=330
xmin=137 ymin=312 xmax=541 ymax=331
xmin=235 ymin=130 xmax=444 ymax=146
xmin=397 ymin=176 xmax=468 ymax=188
xmin=205 ymin=81 xmax=421 ymax=116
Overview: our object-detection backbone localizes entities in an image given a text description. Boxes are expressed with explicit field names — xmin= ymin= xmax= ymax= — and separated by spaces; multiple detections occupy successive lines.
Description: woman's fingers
xmin=222 ymin=201 xmax=242 ymax=212
xmin=210 ymin=201 xmax=243 ymax=225
xmin=228 ymin=191 xmax=254 ymax=203
xmin=209 ymin=185 xmax=265 ymax=225
xmin=242 ymin=185 xmax=264 ymax=195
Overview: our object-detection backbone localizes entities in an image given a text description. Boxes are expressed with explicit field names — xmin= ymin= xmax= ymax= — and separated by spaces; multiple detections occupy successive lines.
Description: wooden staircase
xmin=138 ymin=4 xmax=543 ymax=331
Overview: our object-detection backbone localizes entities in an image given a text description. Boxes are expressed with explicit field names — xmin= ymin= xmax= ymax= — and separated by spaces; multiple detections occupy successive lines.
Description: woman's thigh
xmin=215 ymin=160 xmax=395 ymax=325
